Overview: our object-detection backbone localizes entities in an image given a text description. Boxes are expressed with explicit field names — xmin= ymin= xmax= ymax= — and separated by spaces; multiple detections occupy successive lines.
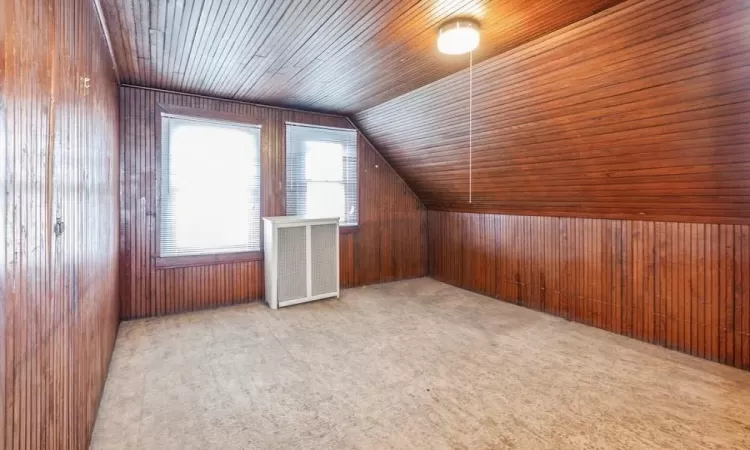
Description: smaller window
xmin=160 ymin=115 xmax=261 ymax=257
xmin=286 ymin=123 xmax=358 ymax=226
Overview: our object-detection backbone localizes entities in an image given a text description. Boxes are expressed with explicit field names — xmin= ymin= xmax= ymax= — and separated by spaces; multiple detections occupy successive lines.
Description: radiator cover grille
xmin=277 ymin=226 xmax=307 ymax=303
xmin=263 ymin=217 xmax=339 ymax=309
xmin=310 ymin=224 xmax=338 ymax=296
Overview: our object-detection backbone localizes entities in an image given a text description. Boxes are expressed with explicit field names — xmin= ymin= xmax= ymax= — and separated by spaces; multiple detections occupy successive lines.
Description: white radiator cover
xmin=263 ymin=216 xmax=340 ymax=309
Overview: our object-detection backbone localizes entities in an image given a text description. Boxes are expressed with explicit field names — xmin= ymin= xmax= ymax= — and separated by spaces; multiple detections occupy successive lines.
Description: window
xmin=286 ymin=123 xmax=358 ymax=226
xmin=160 ymin=115 xmax=261 ymax=258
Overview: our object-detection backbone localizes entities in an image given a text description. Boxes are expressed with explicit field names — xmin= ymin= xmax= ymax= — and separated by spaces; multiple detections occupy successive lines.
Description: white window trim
xmin=158 ymin=113 xmax=263 ymax=261
xmin=285 ymin=122 xmax=359 ymax=227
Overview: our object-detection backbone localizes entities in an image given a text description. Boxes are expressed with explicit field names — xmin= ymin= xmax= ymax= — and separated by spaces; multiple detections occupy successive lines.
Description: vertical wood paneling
xmin=429 ymin=211 xmax=750 ymax=370
xmin=1 ymin=0 xmax=120 ymax=448
xmin=0 ymin=0 xmax=6 ymax=444
xmin=119 ymin=87 xmax=426 ymax=319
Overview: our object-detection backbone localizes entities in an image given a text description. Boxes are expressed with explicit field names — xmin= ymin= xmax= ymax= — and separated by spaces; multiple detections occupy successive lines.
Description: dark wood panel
xmin=429 ymin=211 xmax=750 ymax=370
xmin=1 ymin=0 xmax=120 ymax=448
xmin=119 ymin=86 xmax=426 ymax=319
xmin=1 ymin=2 xmax=6 ymax=446
xmin=356 ymin=0 xmax=750 ymax=224
xmin=348 ymin=134 xmax=428 ymax=287
xmin=99 ymin=0 xmax=623 ymax=113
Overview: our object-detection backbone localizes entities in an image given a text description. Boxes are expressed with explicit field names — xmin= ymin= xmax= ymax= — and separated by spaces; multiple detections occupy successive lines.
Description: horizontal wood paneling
xmin=100 ymin=0 xmax=623 ymax=113
xmin=120 ymin=86 xmax=426 ymax=319
xmin=429 ymin=211 xmax=750 ymax=370
xmin=1 ymin=0 xmax=121 ymax=448
xmin=356 ymin=0 xmax=750 ymax=224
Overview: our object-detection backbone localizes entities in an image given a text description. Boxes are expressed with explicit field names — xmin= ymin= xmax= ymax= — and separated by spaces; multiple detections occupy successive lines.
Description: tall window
xmin=286 ymin=124 xmax=358 ymax=226
xmin=160 ymin=115 xmax=261 ymax=257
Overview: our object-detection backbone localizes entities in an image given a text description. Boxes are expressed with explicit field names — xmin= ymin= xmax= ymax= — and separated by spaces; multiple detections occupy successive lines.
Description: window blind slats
xmin=285 ymin=124 xmax=358 ymax=226
xmin=160 ymin=116 xmax=261 ymax=257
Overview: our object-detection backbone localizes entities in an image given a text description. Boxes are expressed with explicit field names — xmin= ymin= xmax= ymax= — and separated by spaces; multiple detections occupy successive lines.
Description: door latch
xmin=54 ymin=217 xmax=65 ymax=237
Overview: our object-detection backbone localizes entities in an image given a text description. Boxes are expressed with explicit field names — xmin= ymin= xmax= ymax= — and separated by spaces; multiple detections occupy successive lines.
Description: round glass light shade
xmin=437 ymin=20 xmax=480 ymax=55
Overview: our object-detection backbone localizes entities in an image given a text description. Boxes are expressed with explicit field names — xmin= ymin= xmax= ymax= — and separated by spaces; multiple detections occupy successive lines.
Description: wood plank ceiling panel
xmin=99 ymin=0 xmax=624 ymax=113
xmin=355 ymin=0 xmax=750 ymax=224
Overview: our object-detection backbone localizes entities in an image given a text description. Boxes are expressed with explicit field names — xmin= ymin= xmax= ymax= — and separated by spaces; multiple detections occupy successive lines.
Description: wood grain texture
xmin=98 ymin=0 xmax=623 ymax=113
xmin=119 ymin=86 xmax=426 ymax=320
xmin=1 ymin=0 xmax=120 ymax=448
xmin=429 ymin=211 xmax=750 ymax=370
xmin=356 ymin=0 xmax=750 ymax=224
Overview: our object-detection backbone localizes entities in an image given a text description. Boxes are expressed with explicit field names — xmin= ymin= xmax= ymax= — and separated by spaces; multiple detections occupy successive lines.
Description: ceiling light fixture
xmin=437 ymin=19 xmax=480 ymax=55
xmin=438 ymin=18 xmax=479 ymax=203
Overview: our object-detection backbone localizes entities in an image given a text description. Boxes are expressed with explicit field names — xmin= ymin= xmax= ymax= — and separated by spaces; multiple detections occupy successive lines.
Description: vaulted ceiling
xmin=97 ymin=0 xmax=750 ymax=224
xmin=354 ymin=0 xmax=750 ymax=223
xmin=100 ymin=0 xmax=623 ymax=114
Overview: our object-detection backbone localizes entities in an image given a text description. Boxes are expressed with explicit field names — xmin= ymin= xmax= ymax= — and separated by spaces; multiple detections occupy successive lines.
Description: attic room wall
xmin=357 ymin=0 xmax=749 ymax=222
xmin=119 ymin=86 xmax=426 ymax=319
xmin=1 ymin=0 xmax=120 ymax=447
xmin=429 ymin=212 xmax=750 ymax=369
xmin=356 ymin=0 xmax=750 ymax=368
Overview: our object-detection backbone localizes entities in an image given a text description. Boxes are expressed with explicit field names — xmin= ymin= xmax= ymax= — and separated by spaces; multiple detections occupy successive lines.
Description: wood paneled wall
xmin=356 ymin=0 xmax=750 ymax=224
xmin=429 ymin=211 xmax=750 ymax=369
xmin=1 ymin=0 xmax=120 ymax=448
xmin=119 ymin=86 xmax=426 ymax=319
xmin=340 ymin=135 xmax=427 ymax=287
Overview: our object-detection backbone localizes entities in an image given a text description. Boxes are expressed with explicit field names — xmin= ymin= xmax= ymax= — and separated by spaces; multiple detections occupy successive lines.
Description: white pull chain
xmin=469 ymin=50 xmax=473 ymax=204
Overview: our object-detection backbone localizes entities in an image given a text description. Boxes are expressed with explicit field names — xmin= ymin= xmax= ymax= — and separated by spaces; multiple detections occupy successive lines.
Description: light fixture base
xmin=437 ymin=18 xmax=480 ymax=55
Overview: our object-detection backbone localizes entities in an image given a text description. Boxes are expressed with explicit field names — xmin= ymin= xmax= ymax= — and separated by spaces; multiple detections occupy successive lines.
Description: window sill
xmin=154 ymin=251 xmax=263 ymax=269
xmin=340 ymin=225 xmax=359 ymax=234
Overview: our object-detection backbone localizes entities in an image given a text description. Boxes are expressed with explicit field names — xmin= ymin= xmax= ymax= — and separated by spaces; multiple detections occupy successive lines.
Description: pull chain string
xmin=469 ymin=50 xmax=473 ymax=204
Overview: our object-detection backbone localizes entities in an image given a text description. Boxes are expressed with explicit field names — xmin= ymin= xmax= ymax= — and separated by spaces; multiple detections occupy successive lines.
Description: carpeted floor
xmin=91 ymin=278 xmax=750 ymax=449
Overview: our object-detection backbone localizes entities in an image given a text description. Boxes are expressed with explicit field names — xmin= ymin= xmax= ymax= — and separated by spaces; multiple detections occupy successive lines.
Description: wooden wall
xmin=1 ymin=0 xmax=120 ymax=448
xmin=356 ymin=0 xmax=750 ymax=224
xmin=119 ymin=86 xmax=426 ymax=319
xmin=350 ymin=0 xmax=750 ymax=370
xmin=429 ymin=211 xmax=750 ymax=370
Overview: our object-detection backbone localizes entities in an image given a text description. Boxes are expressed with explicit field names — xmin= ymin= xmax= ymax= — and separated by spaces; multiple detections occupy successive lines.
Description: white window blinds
xmin=285 ymin=123 xmax=358 ymax=226
xmin=160 ymin=115 xmax=261 ymax=257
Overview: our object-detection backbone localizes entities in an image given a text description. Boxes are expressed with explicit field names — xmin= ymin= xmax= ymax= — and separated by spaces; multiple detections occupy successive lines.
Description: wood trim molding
xmin=154 ymin=251 xmax=264 ymax=269
xmin=339 ymin=225 xmax=359 ymax=234
xmin=158 ymin=103 xmax=269 ymax=127
xmin=90 ymin=0 xmax=120 ymax=82
xmin=123 ymin=84 xmax=349 ymax=118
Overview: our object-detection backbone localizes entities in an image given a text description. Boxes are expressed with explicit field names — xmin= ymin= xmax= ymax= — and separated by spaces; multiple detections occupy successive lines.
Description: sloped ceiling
xmin=99 ymin=0 xmax=622 ymax=114
xmin=354 ymin=0 xmax=750 ymax=223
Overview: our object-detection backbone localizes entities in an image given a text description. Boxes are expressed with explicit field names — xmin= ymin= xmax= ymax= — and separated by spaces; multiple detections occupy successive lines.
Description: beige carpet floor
xmin=91 ymin=277 xmax=750 ymax=449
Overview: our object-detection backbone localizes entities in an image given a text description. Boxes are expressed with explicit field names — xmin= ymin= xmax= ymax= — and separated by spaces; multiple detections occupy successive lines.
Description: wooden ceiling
xmin=355 ymin=0 xmax=750 ymax=223
xmin=100 ymin=0 xmax=623 ymax=114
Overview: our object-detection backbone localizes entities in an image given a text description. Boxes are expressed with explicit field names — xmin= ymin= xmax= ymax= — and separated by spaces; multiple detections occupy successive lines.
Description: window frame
xmin=154 ymin=104 xmax=265 ymax=269
xmin=284 ymin=122 xmax=360 ymax=230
